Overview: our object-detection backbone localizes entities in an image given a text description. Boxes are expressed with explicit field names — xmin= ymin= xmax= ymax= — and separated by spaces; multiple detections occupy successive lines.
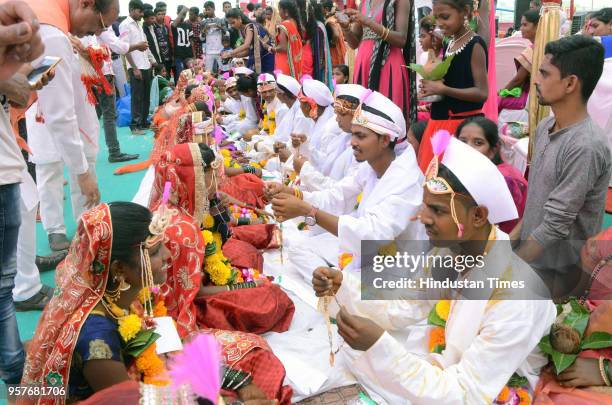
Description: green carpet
xmin=16 ymin=125 xmax=154 ymax=342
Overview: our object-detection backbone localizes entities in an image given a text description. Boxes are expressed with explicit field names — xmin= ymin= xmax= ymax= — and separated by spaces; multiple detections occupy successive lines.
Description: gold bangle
xmin=382 ymin=27 xmax=390 ymax=41
xmin=599 ymin=357 xmax=611 ymax=386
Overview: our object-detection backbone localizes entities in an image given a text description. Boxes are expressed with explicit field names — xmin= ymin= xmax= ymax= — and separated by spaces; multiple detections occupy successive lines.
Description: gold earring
xmin=118 ymin=275 xmax=131 ymax=291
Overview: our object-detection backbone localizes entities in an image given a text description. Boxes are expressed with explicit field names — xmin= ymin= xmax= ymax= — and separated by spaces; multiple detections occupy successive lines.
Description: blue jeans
xmin=175 ymin=58 xmax=186 ymax=81
xmin=0 ymin=183 xmax=24 ymax=384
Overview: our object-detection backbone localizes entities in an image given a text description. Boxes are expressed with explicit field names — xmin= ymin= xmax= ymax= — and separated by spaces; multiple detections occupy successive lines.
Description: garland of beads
xmin=115 ymin=288 xmax=170 ymax=386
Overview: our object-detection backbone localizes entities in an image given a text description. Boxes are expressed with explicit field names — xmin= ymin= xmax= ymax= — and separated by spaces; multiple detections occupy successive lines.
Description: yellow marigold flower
xmin=118 ymin=314 xmax=142 ymax=342
xmin=435 ymin=300 xmax=451 ymax=321
xmin=202 ymin=213 xmax=215 ymax=229
xmin=220 ymin=149 xmax=231 ymax=158
xmin=516 ymin=388 xmax=531 ymax=405
xmin=212 ymin=232 xmax=223 ymax=251
xmin=259 ymin=160 xmax=267 ymax=168
xmin=201 ymin=230 xmax=214 ymax=245
xmin=356 ymin=192 xmax=363 ymax=204
xmin=206 ymin=257 xmax=231 ymax=285
xmin=239 ymin=109 xmax=245 ymax=120
xmin=496 ymin=386 xmax=511 ymax=403
xmin=251 ymin=162 xmax=262 ymax=169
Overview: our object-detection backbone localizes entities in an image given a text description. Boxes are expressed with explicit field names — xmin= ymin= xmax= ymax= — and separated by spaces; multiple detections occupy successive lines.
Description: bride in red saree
xmin=149 ymin=143 xmax=294 ymax=338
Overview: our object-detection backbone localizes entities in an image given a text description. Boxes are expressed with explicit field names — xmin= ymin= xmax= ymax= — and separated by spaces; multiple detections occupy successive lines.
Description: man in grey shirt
xmin=512 ymin=36 xmax=610 ymax=295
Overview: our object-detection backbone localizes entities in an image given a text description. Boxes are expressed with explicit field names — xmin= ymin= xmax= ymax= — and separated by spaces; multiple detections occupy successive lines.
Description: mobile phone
xmin=27 ymin=56 xmax=61 ymax=87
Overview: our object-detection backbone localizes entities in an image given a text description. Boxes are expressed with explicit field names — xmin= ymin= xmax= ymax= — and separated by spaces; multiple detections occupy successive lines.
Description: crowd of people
xmin=0 ymin=0 xmax=611 ymax=404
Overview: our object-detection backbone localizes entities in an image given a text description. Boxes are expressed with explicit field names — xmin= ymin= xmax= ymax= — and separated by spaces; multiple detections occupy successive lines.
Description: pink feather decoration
xmin=258 ymin=73 xmax=266 ymax=82
xmin=168 ymin=334 xmax=222 ymax=403
xmin=431 ymin=130 xmax=451 ymax=156
xmin=273 ymin=69 xmax=282 ymax=78
xmin=195 ymin=74 xmax=203 ymax=82
xmin=222 ymin=72 xmax=230 ymax=80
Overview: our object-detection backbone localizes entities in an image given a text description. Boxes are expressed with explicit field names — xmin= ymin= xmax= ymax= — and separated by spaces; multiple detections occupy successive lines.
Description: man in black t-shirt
xmin=172 ymin=5 xmax=194 ymax=78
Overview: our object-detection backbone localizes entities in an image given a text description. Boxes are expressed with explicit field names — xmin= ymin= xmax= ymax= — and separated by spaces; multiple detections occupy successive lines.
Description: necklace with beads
xmin=445 ymin=28 xmax=475 ymax=57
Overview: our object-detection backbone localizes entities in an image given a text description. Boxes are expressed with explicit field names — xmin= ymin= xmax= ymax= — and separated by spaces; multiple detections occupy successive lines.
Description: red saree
xmin=206 ymin=329 xmax=293 ymax=404
xmin=21 ymin=205 xmax=114 ymax=405
xmin=276 ymin=20 xmax=303 ymax=79
xmin=150 ymin=144 xmax=294 ymax=336
xmin=196 ymin=283 xmax=294 ymax=334
xmin=220 ymin=173 xmax=267 ymax=209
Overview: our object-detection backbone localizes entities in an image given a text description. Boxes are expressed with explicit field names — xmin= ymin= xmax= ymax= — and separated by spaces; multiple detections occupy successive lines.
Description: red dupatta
xmin=21 ymin=205 xmax=113 ymax=404
xmin=150 ymin=144 xmax=207 ymax=338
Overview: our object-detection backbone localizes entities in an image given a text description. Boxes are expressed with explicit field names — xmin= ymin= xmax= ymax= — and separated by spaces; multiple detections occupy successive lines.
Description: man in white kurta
xmin=248 ymin=73 xmax=288 ymax=157
xmin=263 ymin=92 xmax=427 ymax=400
xmin=314 ymin=137 xmax=556 ymax=404
xmin=27 ymin=24 xmax=101 ymax=252
xmin=297 ymin=84 xmax=366 ymax=192
xmin=260 ymin=73 xmax=314 ymax=174
xmin=270 ymin=90 xmax=426 ymax=279
xmin=293 ymin=78 xmax=335 ymax=165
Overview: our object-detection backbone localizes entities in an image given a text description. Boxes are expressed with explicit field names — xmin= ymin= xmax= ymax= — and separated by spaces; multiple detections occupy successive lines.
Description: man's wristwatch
xmin=304 ymin=205 xmax=319 ymax=226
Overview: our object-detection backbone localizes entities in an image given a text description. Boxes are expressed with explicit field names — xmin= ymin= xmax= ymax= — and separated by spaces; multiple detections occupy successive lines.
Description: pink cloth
xmin=481 ymin=2 xmax=498 ymax=122
xmin=352 ymin=5 xmax=410 ymax=114
xmin=497 ymin=162 xmax=528 ymax=233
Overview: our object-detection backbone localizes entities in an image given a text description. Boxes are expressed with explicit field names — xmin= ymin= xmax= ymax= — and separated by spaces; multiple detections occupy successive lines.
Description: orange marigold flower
xmin=153 ymin=300 xmax=167 ymax=317
xmin=516 ymin=388 xmax=531 ymax=405
xmin=496 ymin=386 xmax=511 ymax=403
xmin=428 ymin=326 xmax=446 ymax=353
xmin=338 ymin=253 xmax=353 ymax=270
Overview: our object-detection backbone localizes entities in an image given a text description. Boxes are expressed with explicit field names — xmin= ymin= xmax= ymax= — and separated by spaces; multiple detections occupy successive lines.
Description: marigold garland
xmin=496 ymin=386 xmax=511 ymax=403
xmin=338 ymin=253 xmax=353 ymax=270
xmin=203 ymin=214 xmax=215 ymax=229
xmin=153 ymin=300 xmax=167 ymax=317
xmin=201 ymin=229 xmax=214 ymax=245
xmin=203 ymin=232 xmax=243 ymax=286
xmin=435 ymin=300 xmax=451 ymax=322
xmin=428 ymin=300 xmax=532 ymax=405
xmin=428 ymin=326 xmax=446 ymax=353
xmin=118 ymin=314 xmax=142 ymax=342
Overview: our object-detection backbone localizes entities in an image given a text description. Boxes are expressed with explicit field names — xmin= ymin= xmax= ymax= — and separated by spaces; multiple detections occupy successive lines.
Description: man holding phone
xmin=25 ymin=0 xmax=119 ymax=253
xmin=0 ymin=0 xmax=45 ymax=387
